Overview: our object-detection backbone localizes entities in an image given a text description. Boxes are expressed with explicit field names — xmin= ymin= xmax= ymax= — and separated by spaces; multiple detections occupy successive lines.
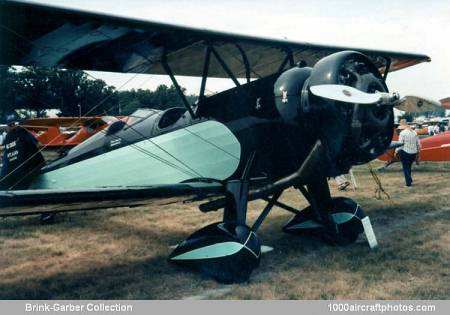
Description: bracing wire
xmin=183 ymin=128 xmax=239 ymax=161
xmin=0 ymin=22 xmax=207 ymax=188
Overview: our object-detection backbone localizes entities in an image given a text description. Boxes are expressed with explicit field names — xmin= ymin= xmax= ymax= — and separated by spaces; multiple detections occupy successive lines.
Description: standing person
xmin=395 ymin=119 xmax=421 ymax=187
xmin=433 ymin=123 xmax=440 ymax=135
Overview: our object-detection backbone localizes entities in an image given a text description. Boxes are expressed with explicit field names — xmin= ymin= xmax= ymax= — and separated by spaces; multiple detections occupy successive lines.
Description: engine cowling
xmin=274 ymin=51 xmax=393 ymax=174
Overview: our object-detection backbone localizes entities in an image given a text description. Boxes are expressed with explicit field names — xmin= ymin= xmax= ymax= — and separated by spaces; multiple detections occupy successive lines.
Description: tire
xmin=320 ymin=197 xmax=364 ymax=246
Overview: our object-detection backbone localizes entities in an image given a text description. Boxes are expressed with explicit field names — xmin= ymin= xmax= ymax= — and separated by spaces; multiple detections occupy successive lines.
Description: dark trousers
xmin=399 ymin=150 xmax=416 ymax=186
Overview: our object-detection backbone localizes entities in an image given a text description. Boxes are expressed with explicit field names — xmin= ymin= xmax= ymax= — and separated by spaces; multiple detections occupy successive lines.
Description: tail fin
xmin=0 ymin=126 xmax=45 ymax=190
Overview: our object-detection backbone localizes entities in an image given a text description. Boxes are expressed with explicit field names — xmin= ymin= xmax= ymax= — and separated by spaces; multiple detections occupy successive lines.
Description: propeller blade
xmin=309 ymin=84 xmax=442 ymax=113
xmin=309 ymin=84 xmax=382 ymax=104
xmin=395 ymin=96 xmax=444 ymax=113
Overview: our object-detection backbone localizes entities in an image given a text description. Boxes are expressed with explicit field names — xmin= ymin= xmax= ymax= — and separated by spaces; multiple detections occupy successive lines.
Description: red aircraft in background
xmin=378 ymin=97 xmax=450 ymax=168
xmin=378 ymin=97 xmax=450 ymax=167
xmin=378 ymin=129 xmax=450 ymax=167
xmin=21 ymin=116 xmax=125 ymax=149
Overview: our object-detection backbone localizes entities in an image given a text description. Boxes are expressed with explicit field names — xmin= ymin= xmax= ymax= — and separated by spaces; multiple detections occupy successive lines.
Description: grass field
xmin=0 ymin=161 xmax=449 ymax=299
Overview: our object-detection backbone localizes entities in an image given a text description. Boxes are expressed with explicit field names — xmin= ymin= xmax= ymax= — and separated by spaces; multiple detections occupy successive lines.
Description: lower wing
xmin=0 ymin=181 xmax=225 ymax=217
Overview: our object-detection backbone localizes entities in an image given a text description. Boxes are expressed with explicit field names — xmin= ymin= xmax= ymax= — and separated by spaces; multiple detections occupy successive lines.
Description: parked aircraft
xmin=378 ymin=129 xmax=450 ymax=167
xmin=0 ymin=0 xmax=442 ymax=282
xmin=21 ymin=116 xmax=122 ymax=149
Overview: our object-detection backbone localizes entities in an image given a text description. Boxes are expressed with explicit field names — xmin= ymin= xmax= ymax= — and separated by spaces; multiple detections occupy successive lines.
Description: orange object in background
xmin=21 ymin=116 xmax=124 ymax=148
xmin=379 ymin=129 xmax=450 ymax=165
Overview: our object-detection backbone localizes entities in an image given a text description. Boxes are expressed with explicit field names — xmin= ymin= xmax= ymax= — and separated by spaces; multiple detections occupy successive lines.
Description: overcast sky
xmin=26 ymin=0 xmax=450 ymax=101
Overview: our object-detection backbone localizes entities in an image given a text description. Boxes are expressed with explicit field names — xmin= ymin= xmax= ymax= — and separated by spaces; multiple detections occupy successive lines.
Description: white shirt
xmin=433 ymin=125 xmax=440 ymax=134
xmin=396 ymin=128 xmax=421 ymax=154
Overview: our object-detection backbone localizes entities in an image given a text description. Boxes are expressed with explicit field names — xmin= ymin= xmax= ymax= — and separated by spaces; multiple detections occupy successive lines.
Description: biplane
xmin=0 ymin=0 xmax=442 ymax=283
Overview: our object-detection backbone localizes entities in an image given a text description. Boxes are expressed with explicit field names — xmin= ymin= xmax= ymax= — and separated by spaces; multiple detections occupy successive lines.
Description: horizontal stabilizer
xmin=440 ymin=97 xmax=450 ymax=110
xmin=395 ymin=96 xmax=444 ymax=113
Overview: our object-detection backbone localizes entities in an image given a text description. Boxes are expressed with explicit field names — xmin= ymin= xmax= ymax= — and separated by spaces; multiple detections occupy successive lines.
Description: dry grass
xmin=0 ymin=161 xmax=449 ymax=299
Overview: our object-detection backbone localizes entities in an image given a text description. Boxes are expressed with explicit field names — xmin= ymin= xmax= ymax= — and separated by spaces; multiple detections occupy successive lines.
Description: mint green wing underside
xmin=31 ymin=121 xmax=241 ymax=189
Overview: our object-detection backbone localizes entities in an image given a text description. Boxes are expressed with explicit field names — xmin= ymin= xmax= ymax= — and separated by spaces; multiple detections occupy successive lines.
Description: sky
xmin=25 ymin=0 xmax=450 ymax=101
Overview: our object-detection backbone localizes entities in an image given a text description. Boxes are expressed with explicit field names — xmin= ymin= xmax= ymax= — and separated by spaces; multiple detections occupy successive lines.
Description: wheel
xmin=321 ymin=197 xmax=365 ymax=246
xmin=283 ymin=197 xmax=365 ymax=246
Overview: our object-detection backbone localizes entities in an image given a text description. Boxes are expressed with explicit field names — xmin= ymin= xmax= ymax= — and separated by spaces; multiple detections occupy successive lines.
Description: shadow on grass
xmin=0 ymin=252 xmax=217 ymax=299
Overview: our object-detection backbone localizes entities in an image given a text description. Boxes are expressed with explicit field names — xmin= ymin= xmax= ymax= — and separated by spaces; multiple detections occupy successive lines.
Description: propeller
xmin=310 ymin=84 xmax=444 ymax=113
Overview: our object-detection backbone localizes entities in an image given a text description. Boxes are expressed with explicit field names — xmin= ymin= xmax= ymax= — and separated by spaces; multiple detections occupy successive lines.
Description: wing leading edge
xmin=0 ymin=0 xmax=430 ymax=78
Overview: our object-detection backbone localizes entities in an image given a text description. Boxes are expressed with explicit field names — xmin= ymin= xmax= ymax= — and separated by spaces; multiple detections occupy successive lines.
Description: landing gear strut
xmin=169 ymin=159 xmax=262 ymax=283
xmin=169 ymin=151 xmax=370 ymax=282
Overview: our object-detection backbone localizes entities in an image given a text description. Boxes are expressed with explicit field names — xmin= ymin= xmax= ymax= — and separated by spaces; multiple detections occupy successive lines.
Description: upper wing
xmin=0 ymin=0 xmax=430 ymax=79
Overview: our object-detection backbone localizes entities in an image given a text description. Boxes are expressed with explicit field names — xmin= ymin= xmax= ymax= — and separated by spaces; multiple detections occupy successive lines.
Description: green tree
xmin=0 ymin=66 xmax=197 ymax=119
xmin=51 ymin=69 xmax=84 ymax=116
xmin=77 ymin=77 xmax=118 ymax=116
xmin=117 ymin=85 xmax=196 ymax=115
xmin=14 ymin=66 xmax=58 ymax=117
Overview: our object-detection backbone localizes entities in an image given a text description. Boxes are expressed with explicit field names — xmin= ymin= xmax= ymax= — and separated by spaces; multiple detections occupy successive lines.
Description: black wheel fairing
xmin=283 ymin=197 xmax=365 ymax=246
xmin=169 ymin=222 xmax=261 ymax=283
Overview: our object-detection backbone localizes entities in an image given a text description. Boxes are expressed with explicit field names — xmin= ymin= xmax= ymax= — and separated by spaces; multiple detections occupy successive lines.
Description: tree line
xmin=3 ymin=66 xmax=445 ymax=123
xmin=0 ymin=66 xmax=196 ymax=121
